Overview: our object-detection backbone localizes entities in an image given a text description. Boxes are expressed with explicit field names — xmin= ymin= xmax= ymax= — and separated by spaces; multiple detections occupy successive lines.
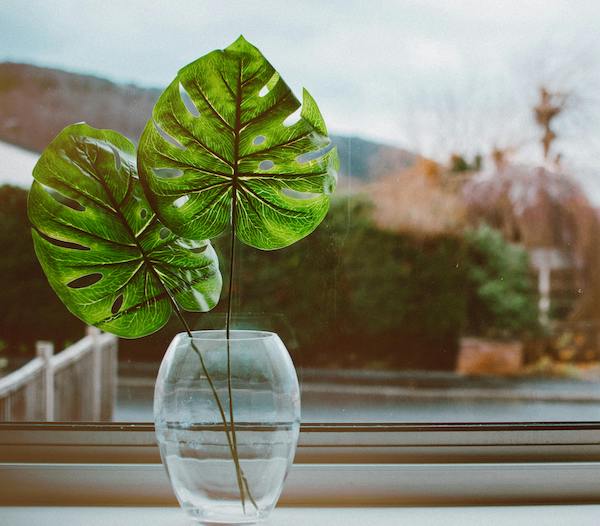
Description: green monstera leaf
xmin=28 ymin=123 xmax=222 ymax=338
xmin=137 ymin=35 xmax=338 ymax=250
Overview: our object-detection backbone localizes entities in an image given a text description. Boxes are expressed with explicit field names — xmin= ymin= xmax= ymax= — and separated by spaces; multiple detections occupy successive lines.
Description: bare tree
xmin=398 ymin=38 xmax=600 ymax=173
xmin=533 ymin=87 xmax=567 ymax=161
xmin=516 ymin=37 xmax=600 ymax=171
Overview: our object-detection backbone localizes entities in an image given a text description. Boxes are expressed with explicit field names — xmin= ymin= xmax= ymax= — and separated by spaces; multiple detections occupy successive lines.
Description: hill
xmin=0 ymin=62 xmax=415 ymax=182
xmin=0 ymin=62 xmax=159 ymax=153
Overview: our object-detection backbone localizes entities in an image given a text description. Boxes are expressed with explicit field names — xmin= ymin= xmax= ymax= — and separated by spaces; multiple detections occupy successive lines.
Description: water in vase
xmin=156 ymin=421 xmax=300 ymax=523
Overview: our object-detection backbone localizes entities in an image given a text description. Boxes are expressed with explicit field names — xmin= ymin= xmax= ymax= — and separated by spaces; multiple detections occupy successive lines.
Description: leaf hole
xmin=37 ymin=231 xmax=90 ymax=251
xmin=44 ymin=185 xmax=85 ymax=212
xmin=67 ymin=273 xmax=103 ymax=289
xmin=283 ymin=107 xmax=302 ymax=127
xmin=281 ymin=188 xmax=321 ymax=200
xmin=153 ymin=167 xmax=184 ymax=179
xmin=179 ymin=82 xmax=201 ymax=118
xmin=296 ymin=144 xmax=333 ymax=164
xmin=324 ymin=178 xmax=335 ymax=195
xmin=259 ymin=160 xmax=274 ymax=171
xmin=173 ymin=195 xmax=190 ymax=208
xmin=111 ymin=294 xmax=124 ymax=315
xmin=258 ymin=72 xmax=279 ymax=97
xmin=140 ymin=208 xmax=148 ymax=219
xmin=253 ymin=135 xmax=266 ymax=146
xmin=190 ymin=244 xmax=208 ymax=254
xmin=159 ymin=227 xmax=170 ymax=239
xmin=153 ymin=120 xmax=186 ymax=150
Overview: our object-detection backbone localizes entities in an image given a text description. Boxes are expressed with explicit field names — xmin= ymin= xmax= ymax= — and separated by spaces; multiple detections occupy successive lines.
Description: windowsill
xmin=2 ymin=505 xmax=600 ymax=525
xmin=2 ymin=422 xmax=600 ymax=506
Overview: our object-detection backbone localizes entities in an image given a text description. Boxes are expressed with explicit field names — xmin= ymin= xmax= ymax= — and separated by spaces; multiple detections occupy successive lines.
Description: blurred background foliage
xmin=463 ymin=225 xmax=539 ymax=340
xmin=0 ymin=185 xmax=539 ymax=371
xmin=0 ymin=184 xmax=83 ymax=356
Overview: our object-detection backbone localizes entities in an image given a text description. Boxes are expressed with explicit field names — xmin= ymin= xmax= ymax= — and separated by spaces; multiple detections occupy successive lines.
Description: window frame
xmin=2 ymin=421 xmax=600 ymax=506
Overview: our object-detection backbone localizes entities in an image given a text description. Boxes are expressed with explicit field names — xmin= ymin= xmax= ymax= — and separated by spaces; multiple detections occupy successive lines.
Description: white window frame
xmin=1 ymin=422 xmax=600 ymax=506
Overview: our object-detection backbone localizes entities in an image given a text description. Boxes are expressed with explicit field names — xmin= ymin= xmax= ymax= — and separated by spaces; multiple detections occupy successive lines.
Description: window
xmin=2 ymin=0 xmax=600 ymax=507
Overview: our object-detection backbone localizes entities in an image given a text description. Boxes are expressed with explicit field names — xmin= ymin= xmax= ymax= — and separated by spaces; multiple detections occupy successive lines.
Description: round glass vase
xmin=154 ymin=330 xmax=301 ymax=524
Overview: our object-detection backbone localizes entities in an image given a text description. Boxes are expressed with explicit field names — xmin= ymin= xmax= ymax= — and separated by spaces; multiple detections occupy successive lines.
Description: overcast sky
xmin=2 ymin=1 xmax=600 ymax=189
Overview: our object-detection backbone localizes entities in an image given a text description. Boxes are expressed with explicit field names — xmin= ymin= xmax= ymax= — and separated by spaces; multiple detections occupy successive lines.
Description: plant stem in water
xmin=169 ymin=298 xmax=255 ymax=511
xmin=107 ymin=176 xmax=253 ymax=511
xmin=224 ymin=189 xmax=258 ymax=510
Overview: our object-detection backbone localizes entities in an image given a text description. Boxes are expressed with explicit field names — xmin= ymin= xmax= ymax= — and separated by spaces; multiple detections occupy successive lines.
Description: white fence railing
xmin=0 ymin=327 xmax=118 ymax=421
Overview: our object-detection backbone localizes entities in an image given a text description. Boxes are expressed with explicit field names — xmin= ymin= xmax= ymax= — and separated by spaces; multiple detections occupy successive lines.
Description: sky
xmin=2 ymin=1 xmax=600 ymax=195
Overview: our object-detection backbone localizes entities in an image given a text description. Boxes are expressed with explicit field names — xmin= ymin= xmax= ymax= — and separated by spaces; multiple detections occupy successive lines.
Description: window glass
xmin=1 ymin=1 xmax=600 ymax=423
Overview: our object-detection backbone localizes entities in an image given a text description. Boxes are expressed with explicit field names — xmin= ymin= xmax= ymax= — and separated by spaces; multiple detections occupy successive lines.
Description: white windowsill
xmin=2 ymin=423 xmax=600 ymax=506
xmin=2 ymin=505 xmax=600 ymax=526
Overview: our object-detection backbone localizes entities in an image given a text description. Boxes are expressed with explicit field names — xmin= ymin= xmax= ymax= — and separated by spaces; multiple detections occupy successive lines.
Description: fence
xmin=0 ymin=327 xmax=118 ymax=422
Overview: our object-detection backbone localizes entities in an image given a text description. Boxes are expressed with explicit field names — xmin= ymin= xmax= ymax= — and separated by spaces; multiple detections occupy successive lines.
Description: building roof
xmin=0 ymin=140 xmax=36 ymax=188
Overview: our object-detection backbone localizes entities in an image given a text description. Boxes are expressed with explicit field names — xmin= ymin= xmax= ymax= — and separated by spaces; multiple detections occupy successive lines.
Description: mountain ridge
xmin=0 ymin=62 xmax=416 ymax=181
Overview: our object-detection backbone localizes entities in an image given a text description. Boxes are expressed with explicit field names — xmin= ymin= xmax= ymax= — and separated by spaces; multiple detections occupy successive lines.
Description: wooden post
xmin=36 ymin=340 xmax=54 ymax=421
xmin=106 ymin=335 xmax=118 ymax=421
xmin=530 ymin=248 xmax=572 ymax=328
xmin=538 ymin=262 xmax=551 ymax=327
xmin=87 ymin=326 xmax=102 ymax=421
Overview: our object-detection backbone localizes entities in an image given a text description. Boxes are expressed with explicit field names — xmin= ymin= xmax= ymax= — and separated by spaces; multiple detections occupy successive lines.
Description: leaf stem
xmin=224 ymin=184 xmax=257 ymax=511
xmin=221 ymin=54 xmax=258 ymax=512
xmin=103 ymin=172 xmax=252 ymax=510
xmin=170 ymin=304 xmax=254 ymax=512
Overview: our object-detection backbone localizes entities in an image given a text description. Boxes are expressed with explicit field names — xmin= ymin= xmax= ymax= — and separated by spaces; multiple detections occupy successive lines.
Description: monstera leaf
xmin=137 ymin=35 xmax=338 ymax=250
xmin=28 ymin=123 xmax=222 ymax=338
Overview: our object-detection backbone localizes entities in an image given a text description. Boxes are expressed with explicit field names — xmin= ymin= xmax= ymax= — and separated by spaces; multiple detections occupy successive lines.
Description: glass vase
xmin=154 ymin=330 xmax=301 ymax=524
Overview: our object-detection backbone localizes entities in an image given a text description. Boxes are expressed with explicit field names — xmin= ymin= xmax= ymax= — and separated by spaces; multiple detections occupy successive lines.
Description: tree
xmin=463 ymin=225 xmax=539 ymax=339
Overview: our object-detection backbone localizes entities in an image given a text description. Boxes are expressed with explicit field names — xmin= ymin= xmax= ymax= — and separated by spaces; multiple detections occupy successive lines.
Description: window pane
xmin=1 ymin=2 xmax=600 ymax=424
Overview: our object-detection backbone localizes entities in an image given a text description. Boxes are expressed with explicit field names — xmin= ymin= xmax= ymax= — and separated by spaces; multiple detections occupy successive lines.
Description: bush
xmin=225 ymin=197 xmax=469 ymax=370
xmin=226 ymin=198 xmax=539 ymax=370
xmin=463 ymin=224 xmax=540 ymax=339
xmin=3 ymin=186 xmax=540 ymax=371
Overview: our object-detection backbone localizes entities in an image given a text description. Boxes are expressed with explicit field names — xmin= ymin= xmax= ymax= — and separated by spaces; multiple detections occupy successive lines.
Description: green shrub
xmin=463 ymin=224 xmax=540 ymax=339
xmin=1 ymin=187 xmax=539 ymax=370
xmin=227 ymin=196 xmax=468 ymax=370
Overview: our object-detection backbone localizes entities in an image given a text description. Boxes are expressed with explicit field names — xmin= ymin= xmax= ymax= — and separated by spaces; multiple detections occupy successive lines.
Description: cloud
xmin=1 ymin=0 xmax=599 ymax=166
